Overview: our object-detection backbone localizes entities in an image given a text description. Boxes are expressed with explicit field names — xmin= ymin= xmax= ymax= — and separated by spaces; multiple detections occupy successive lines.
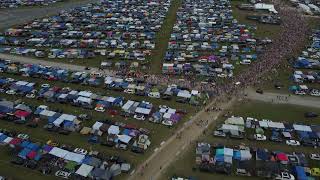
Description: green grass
xmin=147 ymin=0 xmax=182 ymax=74
xmin=163 ymin=100 xmax=320 ymax=180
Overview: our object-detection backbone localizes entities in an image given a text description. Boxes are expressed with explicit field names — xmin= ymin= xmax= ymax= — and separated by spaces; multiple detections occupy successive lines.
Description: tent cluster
xmin=0 ymin=75 xmax=188 ymax=127
xmin=289 ymin=0 xmax=320 ymax=15
xmin=0 ymin=0 xmax=62 ymax=8
xmin=0 ymin=99 xmax=152 ymax=154
xmin=162 ymin=0 xmax=260 ymax=77
xmin=0 ymin=131 xmax=131 ymax=180
xmin=290 ymin=30 xmax=320 ymax=96
xmin=195 ymin=143 xmax=320 ymax=179
xmin=0 ymin=0 xmax=171 ymax=60
xmin=0 ymin=59 xmax=207 ymax=105
xmin=215 ymin=116 xmax=320 ymax=147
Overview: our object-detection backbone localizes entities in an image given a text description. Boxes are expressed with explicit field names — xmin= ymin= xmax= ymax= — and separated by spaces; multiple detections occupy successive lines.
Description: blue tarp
xmin=18 ymin=148 xmax=31 ymax=159
xmin=0 ymin=134 xmax=8 ymax=142
xmin=257 ymin=149 xmax=268 ymax=161
xmin=294 ymin=166 xmax=307 ymax=180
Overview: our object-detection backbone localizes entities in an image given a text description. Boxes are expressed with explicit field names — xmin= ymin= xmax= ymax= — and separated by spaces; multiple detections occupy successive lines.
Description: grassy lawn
xmin=163 ymin=100 xmax=320 ymax=179
xmin=147 ymin=0 xmax=182 ymax=74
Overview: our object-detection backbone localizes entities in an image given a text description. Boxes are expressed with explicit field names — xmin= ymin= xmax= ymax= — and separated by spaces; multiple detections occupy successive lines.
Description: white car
xmin=240 ymin=59 xmax=251 ymax=65
xmin=159 ymin=105 xmax=169 ymax=110
xmin=162 ymin=120 xmax=173 ymax=126
xmin=310 ymin=154 xmax=320 ymax=161
xmin=310 ymin=89 xmax=320 ymax=97
xmin=17 ymin=134 xmax=29 ymax=140
xmin=41 ymin=84 xmax=50 ymax=88
xmin=73 ymin=148 xmax=88 ymax=155
xmin=254 ymin=134 xmax=267 ymax=141
xmin=5 ymin=90 xmax=16 ymax=95
xmin=55 ymin=171 xmax=71 ymax=179
xmin=295 ymin=91 xmax=306 ymax=95
xmin=94 ymin=106 xmax=105 ymax=112
xmin=26 ymin=93 xmax=36 ymax=99
xmin=286 ymin=140 xmax=300 ymax=146
xmin=133 ymin=114 xmax=145 ymax=121
xmin=274 ymin=172 xmax=295 ymax=180
xmin=124 ymin=89 xmax=135 ymax=94
xmin=125 ymin=78 xmax=134 ymax=82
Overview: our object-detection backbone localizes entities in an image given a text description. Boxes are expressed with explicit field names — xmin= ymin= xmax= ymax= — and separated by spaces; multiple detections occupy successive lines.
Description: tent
xmin=75 ymin=164 xmax=94 ymax=177
xmin=225 ymin=117 xmax=244 ymax=126
xmin=118 ymin=135 xmax=132 ymax=144
xmin=64 ymin=152 xmax=85 ymax=163
xmin=49 ymin=147 xmax=69 ymax=158
xmin=293 ymin=124 xmax=312 ymax=132
xmin=108 ymin=125 xmax=120 ymax=135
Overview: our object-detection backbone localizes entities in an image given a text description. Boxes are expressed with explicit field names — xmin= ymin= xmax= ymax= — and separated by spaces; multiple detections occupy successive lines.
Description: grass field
xmin=163 ymin=100 xmax=320 ymax=180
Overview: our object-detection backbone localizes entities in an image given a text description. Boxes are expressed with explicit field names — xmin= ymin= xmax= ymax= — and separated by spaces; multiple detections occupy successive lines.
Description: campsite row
xmin=195 ymin=142 xmax=320 ymax=179
xmin=0 ymin=59 xmax=206 ymax=105
xmin=290 ymin=30 xmax=320 ymax=95
xmin=0 ymin=99 xmax=153 ymax=153
xmin=0 ymin=0 xmax=62 ymax=8
xmin=162 ymin=0 xmax=262 ymax=76
xmin=214 ymin=116 xmax=320 ymax=147
xmin=0 ymin=0 xmax=171 ymax=60
xmin=0 ymin=77 xmax=187 ymax=127
xmin=0 ymin=129 xmax=131 ymax=179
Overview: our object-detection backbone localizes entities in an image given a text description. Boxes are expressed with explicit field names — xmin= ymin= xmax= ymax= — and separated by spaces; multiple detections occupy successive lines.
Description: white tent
xmin=259 ymin=121 xmax=268 ymax=128
xmin=293 ymin=124 xmax=312 ymax=132
xmin=135 ymin=107 xmax=151 ymax=115
xmin=254 ymin=3 xmax=278 ymax=13
xmin=64 ymin=152 xmax=85 ymax=163
xmin=75 ymin=164 xmax=94 ymax=177
xmin=3 ymin=137 xmax=13 ymax=144
xmin=108 ymin=125 xmax=120 ymax=135
xmin=240 ymin=150 xmax=252 ymax=160
xmin=177 ymin=90 xmax=191 ymax=98
xmin=118 ymin=135 xmax=132 ymax=144
xmin=224 ymin=148 xmax=233 ymax=157
xmin=225 ymin=117 xmax=244 ymax=126
xmin=53 ymin=118 xmax=65 ymax=127
xmin=122 ymin=100 xmax=135 ymax=111
xmin=49 ymin=147 xmax=69 ymax=158
xmin=92 ymin=122 xmax=103 ymax=131
xmin=267 ymin=122 xmax=285 ymax=129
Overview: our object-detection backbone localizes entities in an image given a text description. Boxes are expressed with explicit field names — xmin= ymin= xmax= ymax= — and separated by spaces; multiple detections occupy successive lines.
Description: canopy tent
xmin=75 ymin=164 xmax=94 ymax=177
xmin=118 ymin=135 xmax=132 ymax=144
xmin=108 ymin=125 xmax=120 ymax=135
xmin=49 ymin=147 xmax=69 ymax=158
xmin=135 ymin=107 xmax=151 ymax=115
xmin=92 ymin=122 xmax=103 ymax=131
xmin=64 ymin=152 xmax=85 ymax=163
xmin=293 ymin=124 xmax=312 ymax=132
xmin=225 ymin=117 xmax=244 ymax=126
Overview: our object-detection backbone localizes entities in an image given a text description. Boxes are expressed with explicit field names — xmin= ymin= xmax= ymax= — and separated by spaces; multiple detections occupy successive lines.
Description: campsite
xmin=0 ymin=0 xmax=319 ymax=179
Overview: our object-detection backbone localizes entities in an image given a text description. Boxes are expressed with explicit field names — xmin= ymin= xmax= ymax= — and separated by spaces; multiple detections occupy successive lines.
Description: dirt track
xmin=0 ymin=0 xmax=97 ymax=30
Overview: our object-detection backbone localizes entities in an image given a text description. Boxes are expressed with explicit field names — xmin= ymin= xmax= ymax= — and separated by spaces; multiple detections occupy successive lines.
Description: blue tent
xmin=257 ymin=148 xmax=268 ymax=161
xmin=18 ymin=148 xmax=32 ymax=159
xmin=293 ymin=166 xmax=307 ymax=180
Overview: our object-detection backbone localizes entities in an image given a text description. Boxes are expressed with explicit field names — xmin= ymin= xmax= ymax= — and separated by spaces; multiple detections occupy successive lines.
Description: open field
xmin=163 ymin=100 xmax=320 ymax=180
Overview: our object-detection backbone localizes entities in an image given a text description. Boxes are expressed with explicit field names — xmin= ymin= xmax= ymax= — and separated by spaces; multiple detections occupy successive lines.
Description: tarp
xmin=49 ymin=147 xmax=68 ymax=158
xmin=92 ymin=122 xmax=103 ymax=131
xmin=64 ymin=152 xmax=85 ymax=163
xmin=108 ymin=125 xmax=120 ymax=135
xmin=118 ymin=135 xmax=132 ymax=144
xmin=293 ymin=124 xmax=312 ymax=132
xmin=75 ymin=164 xmax=94 ymax=177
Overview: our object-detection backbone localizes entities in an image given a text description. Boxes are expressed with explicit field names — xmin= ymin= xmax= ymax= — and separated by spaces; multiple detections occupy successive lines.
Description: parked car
xmin=213 ymin=130 xmax=226 ymax=137
xmin=286 ymin=140 xmax=300 ymax=146
xmin=73 ymin=148 xmax=88 ymax=155
xmin=274 ymin=172 xmax=295 ymax=180
xmin=310 ymin=154 xmax=320 ymax=161
xmin=254 ymin=134 xmax=267 ymax=141
xmin=55 ymin=170 xmax=71 ymax=179
xmin=304 ymin=112 xmax=318 ymax=118
xmin=133 ymin=114 xmax=145 ymax=121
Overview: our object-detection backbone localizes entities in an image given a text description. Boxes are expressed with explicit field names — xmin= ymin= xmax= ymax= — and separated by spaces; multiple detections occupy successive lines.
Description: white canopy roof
xmin=135 ymin=107 xmax=151 ymax=115
xmin=259 ymin=121 xmax=268 ymax=128
xmin=267 ymin=122 xmax=285 ymax=129
xmin=177 ymin=90 xmax=191 ymax=98
xmin=108 ymin=125 xmax=120 ymax=135
xmin=64 ymin=152 xmax=85 ymax=163
xmin=75 ymin=164 xmax=94 ymax=177
xmin=293 ymin=124 xmax=312 ymax=132
xmin=92 ymin=122 xmax=103 ymax=131
xmin=118 ymin=135 xmax=132 ymax=144
xmin=49 ymin=147 xmax=69 ymax=158
xmin=3 ymin=137 xmax=13 ymax=144
xmin=224 ymin=148 xmax=233 ymax=157
xmin=122 ymin=100 xmax=135 ymax=110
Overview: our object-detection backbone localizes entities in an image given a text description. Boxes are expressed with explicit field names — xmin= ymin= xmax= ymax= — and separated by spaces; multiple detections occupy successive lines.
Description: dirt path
xmin=245 ymin=88 xmax=320 ymax=108
xmin=128 ymin=97 xmax=236 ymax=180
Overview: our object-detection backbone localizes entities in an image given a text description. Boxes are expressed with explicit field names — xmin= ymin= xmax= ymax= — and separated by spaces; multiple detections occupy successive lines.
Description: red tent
xmin=14 ymin=110 xmax=31 ymax=118
xmin=9 ymin=138 xmax=22 ymax=146
xmin=276 ymin=153 xmax=288 ymax=162
xmin=27 ymin=151 xmax=37 ymax=159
